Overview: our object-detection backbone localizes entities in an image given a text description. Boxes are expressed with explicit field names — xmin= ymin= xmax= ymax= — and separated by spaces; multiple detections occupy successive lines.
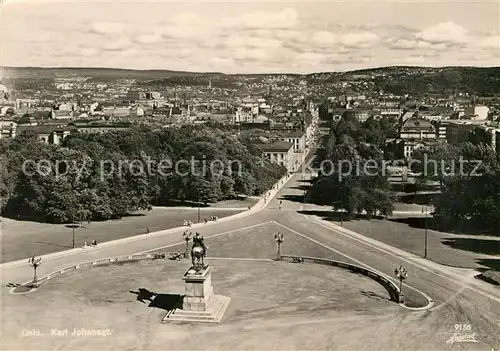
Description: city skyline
xmin=2 ymin=0 xmax=499 ymax=74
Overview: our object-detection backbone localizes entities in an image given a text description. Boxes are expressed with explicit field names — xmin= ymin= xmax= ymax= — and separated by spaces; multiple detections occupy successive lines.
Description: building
xmin=102 ymin=105 xmax=144 ymax=119
xmin=277 ymin=130 xmax=306 ymax=152
xmin=73 ymin=121 xmax=132 ymax=134
xmin=444 ymin=121 xmax=485 ymax=145
xmin=0 ymin=119 xmax=16 ymax=139
xmin=16 ymin=125 xmax=75 ymax=145
xmin=255 ymin=141 xmax=295 ymax=172
xmin=345 ymin=108 xmax=371 ymax=123
xmin=467 ymin=124 xmax=500 ymax=152
xmin=386 ymin=116 xmax=438 ymax=158
xmin=0 ymin=106 xmax=15 ymax=116
xmin=377 ymin=107 xmax=401 ymax=119
xmin=16 ymin=114 xmax=38 ymax=126
xmin=401 ymin=140 xmax=426 ymax=158
xmin=127 ymin=90 xmax=146 ymax=102
xmin=51 ymin=109 xmax=74 ymax=119
xmin=466 ymin=105 xmax=490 ymax=120
xmin=146 ymin=91 xmax=162 ymax=100
xmin=0 ymin=84 xmax=10 ymax=101
xmin=58 ymin=103 xmax=77 ymax=111
xmin=400 ymin=117 xmax=437 ymax=140
xmin=434 ymin=121 xmax=447 ymax=139
xmin=401 ymin=111 xmax=417 ymax=124
xmin=235 ymin=106 xmax=258 ymax=123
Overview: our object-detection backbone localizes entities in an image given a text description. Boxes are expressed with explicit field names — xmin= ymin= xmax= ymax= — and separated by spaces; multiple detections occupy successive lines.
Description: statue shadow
xmin=149 ymin=293 xmax=184 ymax=311
xmin=129 ymin=288 xmax=183 ymax=311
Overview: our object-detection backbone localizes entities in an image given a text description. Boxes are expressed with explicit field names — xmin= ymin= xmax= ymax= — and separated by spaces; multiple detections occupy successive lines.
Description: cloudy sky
xmin=1 ymin=0 xmax=499 ymax=73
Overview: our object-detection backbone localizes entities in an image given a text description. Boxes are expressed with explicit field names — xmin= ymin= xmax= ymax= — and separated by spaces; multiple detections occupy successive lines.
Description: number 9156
xmin=455 ymin=324 xmax=472 ymax=331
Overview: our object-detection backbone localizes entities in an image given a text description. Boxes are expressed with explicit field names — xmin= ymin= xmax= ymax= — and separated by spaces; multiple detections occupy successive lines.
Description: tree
xmin=2 ymin=124 xmax=286 ymax=222
xmin=431 ymin=143 xmax=500 ymax=234
xmin=308 ymin=122 xmax=394 ymax=220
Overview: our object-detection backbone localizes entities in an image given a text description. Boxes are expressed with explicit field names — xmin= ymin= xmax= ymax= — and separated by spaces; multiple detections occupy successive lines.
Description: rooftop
xmin=255 ymin=141 xmax=293 ymax=152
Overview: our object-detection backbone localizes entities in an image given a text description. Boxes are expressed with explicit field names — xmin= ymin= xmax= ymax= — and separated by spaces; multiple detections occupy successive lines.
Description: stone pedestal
xmin=162 ymin=265 xmax=230 ymax=324
xmin=182 ymin=266 xmax=214 ymax=311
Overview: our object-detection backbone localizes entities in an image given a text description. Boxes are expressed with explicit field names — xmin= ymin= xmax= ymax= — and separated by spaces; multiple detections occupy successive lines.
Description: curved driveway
xmin=2 ymin=167 xmax=499 ymax=349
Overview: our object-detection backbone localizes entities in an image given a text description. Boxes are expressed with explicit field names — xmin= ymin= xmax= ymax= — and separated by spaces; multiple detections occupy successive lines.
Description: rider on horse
xmin=191 ymin=232 xmax=208 ymax=269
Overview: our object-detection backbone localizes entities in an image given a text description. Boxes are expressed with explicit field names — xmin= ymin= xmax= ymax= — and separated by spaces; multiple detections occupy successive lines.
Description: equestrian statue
xmin=190 ymin=232 xmax=208 ymax=271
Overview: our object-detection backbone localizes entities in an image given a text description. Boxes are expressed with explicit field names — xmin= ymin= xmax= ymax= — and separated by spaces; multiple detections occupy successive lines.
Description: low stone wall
xmin=21 ymin=252 xmax=174 ymax=289
xmin=280 ymin=255 xmax=401 ymax=302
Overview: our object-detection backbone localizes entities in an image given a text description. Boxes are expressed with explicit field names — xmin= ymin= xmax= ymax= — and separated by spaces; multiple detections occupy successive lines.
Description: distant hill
xmin=307 ymin=66 xmax=500 ymax=97
xmin=373 ymin=67 xmax=500 ymax=97
xmin=2 ymin=65 xmax=499 ymax=96
xmin=1 ymin=66 xmax=224 ymax=79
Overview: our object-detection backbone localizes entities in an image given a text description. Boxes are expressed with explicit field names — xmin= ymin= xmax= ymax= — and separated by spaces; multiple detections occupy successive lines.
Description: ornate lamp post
xmin=274 ymin=232 xmax=284 ymax=260
xmin=394 ymin=265 xmax=408 ymax=303
xmin=28 ymin=254 xmax=42 ymax=285
xmin=182 ymin=231 xmax=193 ymax=258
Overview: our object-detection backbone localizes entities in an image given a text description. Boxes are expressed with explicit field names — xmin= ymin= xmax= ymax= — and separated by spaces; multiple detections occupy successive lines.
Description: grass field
xmin=0 ymin=207 xmax=243 ymax=263
xmin=337 ymin=218 xmax=500 ymax=271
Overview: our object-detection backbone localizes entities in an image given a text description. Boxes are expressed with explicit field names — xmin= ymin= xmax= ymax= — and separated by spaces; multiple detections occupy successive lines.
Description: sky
xmin=1 ymin=0 xmax=499 ymax=74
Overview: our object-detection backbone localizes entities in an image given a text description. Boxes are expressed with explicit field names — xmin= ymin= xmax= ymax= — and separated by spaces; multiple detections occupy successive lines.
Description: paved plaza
xmin=0 ymin=259 xmax=416 ymax=350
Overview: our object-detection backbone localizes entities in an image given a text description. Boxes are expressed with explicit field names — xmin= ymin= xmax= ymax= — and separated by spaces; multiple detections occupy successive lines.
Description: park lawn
xmin=207 ymin=196 xmax=259 ymax=208
xmin=0 ymin=207 xmax=243 ymax=263
xmin=155 ymin=196 xmax=259 ymax=209
xmin=340 ymin=217 xmax=500 ymax=270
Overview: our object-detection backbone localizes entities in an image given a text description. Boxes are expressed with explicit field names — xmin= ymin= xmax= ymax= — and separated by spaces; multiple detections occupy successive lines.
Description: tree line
xmin=412 ymin=143 xmax=500 ymax=235
xmin=309 ymin=114 xmax=500 ymax=235
xmin=309 ymin=116 xmax=396 ymax=219
xmin=0 ymin=125 xmax=286 ymax=223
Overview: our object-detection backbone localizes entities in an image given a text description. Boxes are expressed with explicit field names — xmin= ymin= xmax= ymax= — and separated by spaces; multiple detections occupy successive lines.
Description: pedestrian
xmin=84 ymin=240 xmax=88 ymax=248
xmin=146 ymin=228 xmax=150 ymax=234
xmin=204 ymin=218 xmax=208 ymax=224
xmin=92 ymin=239 xmax=97 ymax=246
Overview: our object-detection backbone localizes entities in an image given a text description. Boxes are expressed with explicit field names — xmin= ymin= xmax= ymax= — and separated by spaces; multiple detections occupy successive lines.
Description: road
xmin=1 ymin=157 xmax=499 ymax=350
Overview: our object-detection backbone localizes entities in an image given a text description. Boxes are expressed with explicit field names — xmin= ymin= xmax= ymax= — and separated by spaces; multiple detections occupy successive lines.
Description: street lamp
xmin=197 ymin=189 xmax=201 ymax=223
xmin=303 ymin=170 xmax=308 ymax=204
xmin=182 ymin=231 xmax=193 ymax=258
xmin=335 ymin=184 xmax=346 ymax=226
xmin=340 ymin=190 xmax=344 ymax=226
xmin=28 ymin=254 xmax=42 ymax=285
xmin=72 ymin=214 xmax=75 ymax=248
xmin=423 ymin=205 xmax=428 ymax=258
xmin=394 ymin=265 xmax=408 ymax=303
xmin=274 ymin=232 xmax=284 ymax=260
